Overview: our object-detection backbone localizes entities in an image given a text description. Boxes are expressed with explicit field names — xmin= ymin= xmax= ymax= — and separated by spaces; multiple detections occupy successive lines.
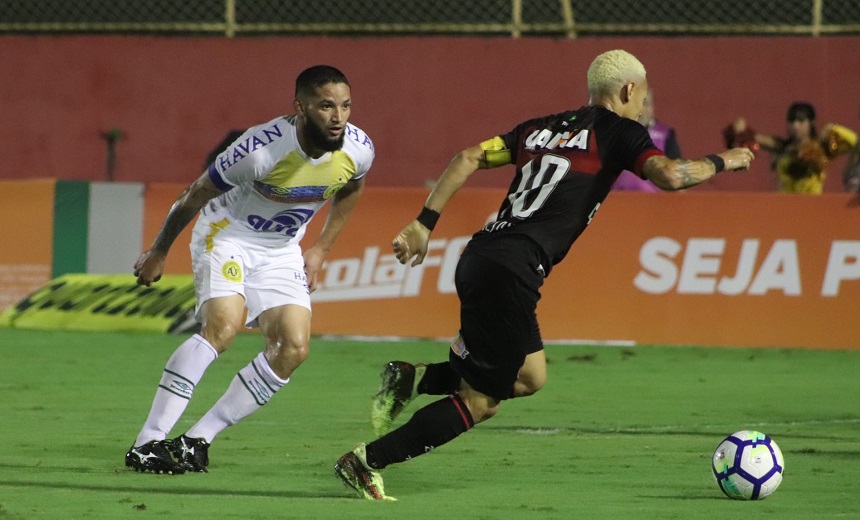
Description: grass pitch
xmin=0 ymin=328 xmax=858 ymax=519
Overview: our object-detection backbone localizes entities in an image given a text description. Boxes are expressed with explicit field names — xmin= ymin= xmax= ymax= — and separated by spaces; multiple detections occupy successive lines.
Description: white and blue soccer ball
xmin=712 ymin=430 xmax=784 ymax=500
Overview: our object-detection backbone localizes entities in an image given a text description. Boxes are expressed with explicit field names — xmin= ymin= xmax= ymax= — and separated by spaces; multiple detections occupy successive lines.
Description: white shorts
xmin=190 ymin=226 xmax=310 ymax=328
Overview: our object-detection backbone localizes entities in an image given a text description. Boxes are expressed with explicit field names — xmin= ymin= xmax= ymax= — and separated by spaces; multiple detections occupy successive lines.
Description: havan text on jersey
xmin=218 ymin=122 xmax=284 ymax=171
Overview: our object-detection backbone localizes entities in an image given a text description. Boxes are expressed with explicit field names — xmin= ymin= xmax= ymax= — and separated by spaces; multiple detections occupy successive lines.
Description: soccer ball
xmin=712 ymin=430 xmax=784 ymax=500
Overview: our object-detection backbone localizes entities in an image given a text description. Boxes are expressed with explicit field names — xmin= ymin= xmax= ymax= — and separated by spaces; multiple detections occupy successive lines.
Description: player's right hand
xmin=392 ymin=220 xmax=431 ymax=267
xmin=133 ymin=249 xmax=166 ymax=286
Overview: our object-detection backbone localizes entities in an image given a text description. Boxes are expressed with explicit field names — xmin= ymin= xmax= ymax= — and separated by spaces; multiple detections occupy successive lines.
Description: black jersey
xmin=466 ymin=105 xmax=662 ymax=281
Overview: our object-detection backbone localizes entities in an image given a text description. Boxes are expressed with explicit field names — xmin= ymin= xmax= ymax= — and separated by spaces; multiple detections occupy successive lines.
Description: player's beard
xmin=304 ymin=120 xmax=346 ymax=152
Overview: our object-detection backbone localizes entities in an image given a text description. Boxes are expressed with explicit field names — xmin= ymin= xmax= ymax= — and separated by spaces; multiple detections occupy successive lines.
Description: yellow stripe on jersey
xmin=204 ymin=218 xmax=231 ymax=252
xmin=480 ymin=136 xmax=512 ymax=167
xmin=256 ymin=149 xmax=356 ymax=203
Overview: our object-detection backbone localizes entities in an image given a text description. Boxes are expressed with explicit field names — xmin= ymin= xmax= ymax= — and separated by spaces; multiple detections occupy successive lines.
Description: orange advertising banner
xmin=541 ymin=192 xmax=860 ymax=350
xmin=142 ymin=185 xmax=860 ymax=349
xmin=0 ymin=180 xmax=54 ymax=310
xmin=142 ymin=183 xmax=196 ymax=276
xmin=307 ymin=189 xmax=860 ymax=350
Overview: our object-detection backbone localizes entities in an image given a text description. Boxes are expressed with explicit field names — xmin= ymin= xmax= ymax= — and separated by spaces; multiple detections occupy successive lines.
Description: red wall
xmin=3 ymin=35 xmax=860 ymax=191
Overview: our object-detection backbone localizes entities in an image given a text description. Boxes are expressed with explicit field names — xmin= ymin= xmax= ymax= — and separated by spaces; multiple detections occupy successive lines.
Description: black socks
xmin=417 ymin=362 xmax=461 ymax=395
xmin=365 ymin=394 xmax=474 ymax=469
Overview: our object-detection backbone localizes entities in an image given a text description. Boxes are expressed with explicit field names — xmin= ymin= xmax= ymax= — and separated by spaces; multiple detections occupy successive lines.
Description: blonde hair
xmin=587 ymin=50 xmax=647 ymax=99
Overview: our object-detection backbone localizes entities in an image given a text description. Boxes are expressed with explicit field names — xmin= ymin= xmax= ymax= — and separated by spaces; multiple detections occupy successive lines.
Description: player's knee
xmin=471 ymin=402 xmax=500 ymax=424
xmin=286 ymin=339 xmax=310 ymax=365
xmin=513 ymin=359 xmax=547 ymax=398
xmin=514 ymin=373 xmax=546 ymax=397
xmin=200 ymin=322 xmax=239 ymax=352
xmin=264 ymin=332 xmax=309 ymax=377
xmin=459 ymin=388 xmax=501 ymax=425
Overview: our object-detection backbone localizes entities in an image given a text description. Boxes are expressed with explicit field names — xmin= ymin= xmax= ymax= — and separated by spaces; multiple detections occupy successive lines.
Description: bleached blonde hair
xmin=587 ymin=50 xmax=647 ymax=99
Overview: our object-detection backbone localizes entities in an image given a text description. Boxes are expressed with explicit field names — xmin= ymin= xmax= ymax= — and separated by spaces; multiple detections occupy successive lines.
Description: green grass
xmin=0 ymin=328 xmax=858 ymax=519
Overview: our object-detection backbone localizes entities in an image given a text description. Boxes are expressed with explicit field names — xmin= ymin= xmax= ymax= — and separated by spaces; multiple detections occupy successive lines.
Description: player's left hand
xmin=392 ymin=220 xmax=431 ymax=267
xmin=303 ymin=246 xmax=326 ymax=293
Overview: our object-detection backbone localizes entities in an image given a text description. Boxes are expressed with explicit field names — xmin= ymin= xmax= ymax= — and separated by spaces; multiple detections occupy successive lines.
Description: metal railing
xmin=1 ymin=0 xmax=858 ymax=37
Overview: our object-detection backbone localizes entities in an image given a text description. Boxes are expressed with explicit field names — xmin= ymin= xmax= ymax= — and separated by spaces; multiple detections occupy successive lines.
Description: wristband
xmin=705 ymin=154 xmax=726 ymax=173
xmin=416 ymin=206 xmax=440 ymax=231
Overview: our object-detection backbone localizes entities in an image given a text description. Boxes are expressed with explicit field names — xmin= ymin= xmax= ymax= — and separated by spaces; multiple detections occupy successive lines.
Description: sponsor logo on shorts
xmin=222 ymin=260 xmax=243 ymax=283
xmin=293 ymin=271 xmax=309 ymax=293
xmin=450 ymin=334 xmax=470 ymax=359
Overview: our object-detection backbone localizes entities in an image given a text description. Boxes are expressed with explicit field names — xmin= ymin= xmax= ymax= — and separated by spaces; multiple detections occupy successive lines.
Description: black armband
xmin=705 ymin=154 xmax=725 ymax=173
xmin=416 ymin=206 xmax=440 ymax=231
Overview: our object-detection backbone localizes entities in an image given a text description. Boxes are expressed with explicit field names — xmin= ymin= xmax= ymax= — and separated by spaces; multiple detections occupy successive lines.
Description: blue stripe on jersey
xmin=208 ymin=163 xmax=234 ymax=192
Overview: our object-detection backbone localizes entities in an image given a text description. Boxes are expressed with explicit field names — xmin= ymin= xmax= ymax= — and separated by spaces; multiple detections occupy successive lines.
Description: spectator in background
xmin=725 ymin=102 xmax=857 ymax=194
xmin=841 ymin=107 xmax=860 ymax=193
xmin=612 ymin=87 xmax=681 ymax=192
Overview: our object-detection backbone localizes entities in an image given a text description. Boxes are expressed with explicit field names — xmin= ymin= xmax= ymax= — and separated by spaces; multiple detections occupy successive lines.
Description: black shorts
xmin=450 ymin=252 xmax=543 ymax=401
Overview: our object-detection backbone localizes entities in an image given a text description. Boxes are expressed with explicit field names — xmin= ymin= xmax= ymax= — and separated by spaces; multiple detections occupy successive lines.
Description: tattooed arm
xmin=643 ymin=147 xmax=755 ymax=191
xmin=134 ymin=173 xmax=224 ymax=286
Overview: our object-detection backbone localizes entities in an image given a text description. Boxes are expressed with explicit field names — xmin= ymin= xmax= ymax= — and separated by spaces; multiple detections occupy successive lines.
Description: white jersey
xmin=197 ymin=115 xmax=374 ymax=247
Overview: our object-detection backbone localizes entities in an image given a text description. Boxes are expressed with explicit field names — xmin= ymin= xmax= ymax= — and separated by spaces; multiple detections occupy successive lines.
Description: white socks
xmin=185 ymin=352 xmax=289 ymax=443
xmin=134 ymin=334 xmax=218 ymax=447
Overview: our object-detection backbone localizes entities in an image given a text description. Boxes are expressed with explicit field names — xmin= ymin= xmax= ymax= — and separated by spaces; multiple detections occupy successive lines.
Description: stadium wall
xmin=0 ymin=179 xmax=143 ymax=310
xmin=3 ymin=180 xmax=859 ymax=349
xmin=2 ymin=35 xmax=860 ymax=192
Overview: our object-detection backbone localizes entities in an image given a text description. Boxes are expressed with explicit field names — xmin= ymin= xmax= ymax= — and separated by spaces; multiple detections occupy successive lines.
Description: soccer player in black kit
xmin=334 ymin=49 xmax=756 ymax=500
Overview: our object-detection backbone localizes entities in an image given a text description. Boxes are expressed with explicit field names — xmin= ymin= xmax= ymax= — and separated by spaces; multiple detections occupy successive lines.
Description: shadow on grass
xmin=484 ymin=425 xmax=860 ymax=443
xmin=0 ymin=476 xmax=348 ymax=499
xmin=638 ymin=494 xmax=726 ymax=500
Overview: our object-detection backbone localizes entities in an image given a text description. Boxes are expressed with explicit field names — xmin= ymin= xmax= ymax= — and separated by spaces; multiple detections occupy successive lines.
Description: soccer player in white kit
xmin=126 ymin=65 xmax=374 ymax=474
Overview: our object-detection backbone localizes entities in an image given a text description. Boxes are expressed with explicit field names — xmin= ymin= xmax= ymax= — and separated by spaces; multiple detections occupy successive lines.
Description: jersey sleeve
xmin=208 ymin=120 xmax=286 ymax=191
xmin=479 ymin=136 xmax=512 ymax=167
xmin=345 ymin=124 xmax=375 ymax=181
xmin=497 ymin=118 xmax=538 ymax=164
xmin=353 ymin=151 xmax=373 ymax=180
xmin=610 ymin=118 xmax=664 ymax=178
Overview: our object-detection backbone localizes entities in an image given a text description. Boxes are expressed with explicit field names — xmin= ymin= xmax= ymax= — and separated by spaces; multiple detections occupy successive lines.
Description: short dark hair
xmin=787 ymin=102 xmax=816 ymax=122
xmin=295 ymin=65 xmax=350 ymax=98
